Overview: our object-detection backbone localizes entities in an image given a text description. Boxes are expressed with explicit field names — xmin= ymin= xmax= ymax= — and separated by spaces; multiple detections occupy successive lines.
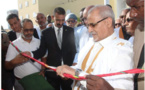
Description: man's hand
xmin=39 ymin=57 xmax=47 ymax=77
xmin=39 ymin=69 xmax=45 ymax=77
xmin=86 ymin=75 xmax=114 ymax=90
xmin=56 ymin=65 xmax=75 ymax=78
xmin=72 ymin=63 xmax=77 ymax=66
xmin=21 ymin=51 xmax=31 ymax=57
xmin=12 ymin=54 xmax=29 ymax=65
xmin=5 ymin=53 xmax=29 ymax=70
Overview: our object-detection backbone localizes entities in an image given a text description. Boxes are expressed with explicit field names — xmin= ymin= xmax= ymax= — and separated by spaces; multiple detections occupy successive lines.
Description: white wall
xmin=116 ymin=0 xmax=126 ymax=18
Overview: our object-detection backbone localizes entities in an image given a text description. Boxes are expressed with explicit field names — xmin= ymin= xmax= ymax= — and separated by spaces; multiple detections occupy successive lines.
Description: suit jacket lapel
xmin=12 ymin=31 xmax=17 ymax=41
xmin=62 ymin=25 xmax=67 ymax=50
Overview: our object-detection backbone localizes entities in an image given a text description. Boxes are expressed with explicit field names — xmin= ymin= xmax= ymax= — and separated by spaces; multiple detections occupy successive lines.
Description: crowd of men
xmin=1 ymin=0 xmax=144 ymax=90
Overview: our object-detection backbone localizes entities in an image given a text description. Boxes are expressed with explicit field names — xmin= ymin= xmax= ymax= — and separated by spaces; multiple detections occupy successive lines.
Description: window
xmin=25 ymin=1 xmax=29 ymax=7
xmin=66 ymin=10 xmax=71 ymax=14
xmin=32 ymin=0 xmax=36 ymax=4
xmin=19 ymin=4 xmax=22 ymax=9
xmin=26 ymin=14 xmax=29 ymax=18
xmin=33 ymin=12 xmax=37 ymax=18
xmin=20 ymin=16 xmax=23 ymax=20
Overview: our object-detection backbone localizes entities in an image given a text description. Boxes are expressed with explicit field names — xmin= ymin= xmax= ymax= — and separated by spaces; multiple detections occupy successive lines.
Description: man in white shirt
xmin=56 ymin=5 xmax=134 ymax=90
xmin=73 ymin=5 xmax=94 ymax=65
xmin=5 ymin=19 xmax=41 ymax=90
xmin=35 ymin=13 xmax=48 ymax=39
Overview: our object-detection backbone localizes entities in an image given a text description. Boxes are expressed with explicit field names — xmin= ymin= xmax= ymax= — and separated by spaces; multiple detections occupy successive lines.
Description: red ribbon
xmin=10 ymin=41 xmax=144 ymax=80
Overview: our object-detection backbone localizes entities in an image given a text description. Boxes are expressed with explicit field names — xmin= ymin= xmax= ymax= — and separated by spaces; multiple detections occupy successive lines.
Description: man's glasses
xmin=126 ymin=18 xmax=133 ymax=22
xmin=87 ymin=17 xmax=108 ymax=28
xmin=115 ymin=23 xmax=121 ymax=26
xmin=23 ymin=28 xmax=34 ymax=32
xmin=67 ymin=20 xmax=75 ymax=23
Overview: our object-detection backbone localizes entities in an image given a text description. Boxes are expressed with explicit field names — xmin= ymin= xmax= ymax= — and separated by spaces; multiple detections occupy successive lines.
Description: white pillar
xmin=116 ymin=0 xmax=126 ymax=18
xmin=104 ymin=0 xmax=110 ymax=5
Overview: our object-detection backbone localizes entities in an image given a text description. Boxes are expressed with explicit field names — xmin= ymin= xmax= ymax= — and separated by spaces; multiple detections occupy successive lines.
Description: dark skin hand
xmin=21 ymin=51 xmax=31 ymax=57
xmin=72 ymin=63 xmax=77 ymax=66
xmin=5 ymin=53 xmax=29 ymax=70
xmin=86 ymin=75 xmax=114 ymax=90
xmin=39 ymin=57 xmax=47 ymax=77
xmin=21 ymin=51 xmax=46 ymax=76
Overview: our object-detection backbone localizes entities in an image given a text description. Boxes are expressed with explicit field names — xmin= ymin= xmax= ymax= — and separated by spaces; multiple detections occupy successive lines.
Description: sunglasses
xmin=87 ymin=17 xmax=108 ymax=28
xmin=67 ymin=20 xmax=75 ymax=23
xmin=23 ymin=28 xmax=34 ymax=32
xmin=126 ymin=18 xmax=133 ymax=22
xmin=115 ymin=23 xmax=121 ymax=26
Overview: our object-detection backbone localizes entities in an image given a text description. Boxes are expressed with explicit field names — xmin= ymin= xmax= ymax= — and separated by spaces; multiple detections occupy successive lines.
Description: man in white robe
xmin=56 ymin=5 xmax=134 ymax=90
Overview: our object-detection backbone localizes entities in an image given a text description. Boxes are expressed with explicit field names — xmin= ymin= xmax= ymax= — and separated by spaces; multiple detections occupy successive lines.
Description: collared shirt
xmin=114 ymin=27 xmax=120 ymax=38
xmin=128 ymin=36 xmax=134 ymax=44
xmin=35 ymin=25 xmax=49 ymax=39
xmin=72 ymin=32 xmax=134 ymax=90
xmin=53 ymin=23 xmax=64 ymax=65
xmin=35 ymin=26 xmax=42 ymax=39
xmin=53 ymin=23 xmax=63 ymax=43
xmin=35 ymin=26 xmax=49 ymax=57
xmin=6 ymin=36 xmax=41 ymax=78
xmin=16 ymin=32 xmax=21 ymax=39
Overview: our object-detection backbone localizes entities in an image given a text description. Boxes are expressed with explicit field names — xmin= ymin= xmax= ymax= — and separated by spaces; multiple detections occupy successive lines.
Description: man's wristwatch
xmin=75 ymin=69 xmax=82 ymax=77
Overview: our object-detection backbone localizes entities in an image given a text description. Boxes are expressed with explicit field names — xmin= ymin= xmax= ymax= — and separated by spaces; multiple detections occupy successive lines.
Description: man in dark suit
xmin=7 ymin=14 xmax=39 ymax=41
xmin=25 ymin=7 xmax=76 ymax=90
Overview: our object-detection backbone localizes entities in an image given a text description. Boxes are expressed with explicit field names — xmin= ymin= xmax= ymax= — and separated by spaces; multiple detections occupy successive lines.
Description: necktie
xmin=57 ymin=28 xmax=62 ymax=49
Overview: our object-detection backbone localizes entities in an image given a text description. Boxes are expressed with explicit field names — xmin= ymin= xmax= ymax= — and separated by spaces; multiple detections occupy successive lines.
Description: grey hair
xmin=88 ymin=5 xmax=115 ymax=27
xmin=21 ymin=18 xmax=33 ymax=27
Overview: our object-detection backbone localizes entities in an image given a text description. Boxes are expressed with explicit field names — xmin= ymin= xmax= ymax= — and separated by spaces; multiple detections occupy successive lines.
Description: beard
xmin=22 ymin=33 xmax=32 ymax=40
xmin=39 ymin=22 xmax=46 ymax=27
xmin=57 ymin=23 xmax=63 ymax=28
xmin=90 ymin=31 xmax=99 ymax=42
